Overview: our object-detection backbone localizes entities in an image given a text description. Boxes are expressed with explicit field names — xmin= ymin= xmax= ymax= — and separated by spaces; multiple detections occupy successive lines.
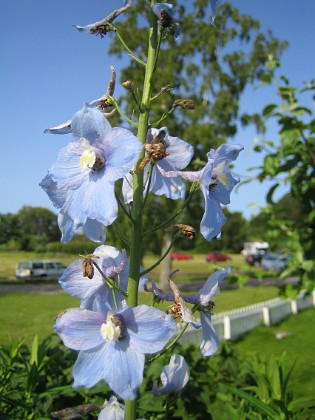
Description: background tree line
xmin=0 ymin=195 xmax=303 ymax=254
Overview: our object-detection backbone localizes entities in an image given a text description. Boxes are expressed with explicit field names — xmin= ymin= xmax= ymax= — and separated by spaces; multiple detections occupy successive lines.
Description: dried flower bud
xmin=168 ymin=224 xmax=196 ymax=240
xmin=161 ymin=85 xmax=173 ymax=93
xmin=50 ymin=404 xmax=100 ymax=419
xmin=81 ymin=254 xmax=99 ymax=279
xmin=122 ymin=80 xmax=134 ymax=91
xmin=173 ymin=99 xmax=196 ymax=110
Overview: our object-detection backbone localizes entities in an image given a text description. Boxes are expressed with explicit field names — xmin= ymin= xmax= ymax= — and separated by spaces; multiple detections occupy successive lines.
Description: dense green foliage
xmin=252 ymin=76 xmax=315 ymax=296
xmin=0 ymin=207 xmax=60 ymax=252
xmin=1 ymin=324 xmax=314 ymax=419
xmin=104 ymin=0 xmax=288 ymax=255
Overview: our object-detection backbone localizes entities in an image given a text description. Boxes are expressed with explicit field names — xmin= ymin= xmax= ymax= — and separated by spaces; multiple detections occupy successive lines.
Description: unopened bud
xmin=168 ymin=224 xmax=196 ymax=240
xmin=122 ymin=80 xmax=134 ymax=91
xmin=173 ymin=99 xmax=196 ymax=110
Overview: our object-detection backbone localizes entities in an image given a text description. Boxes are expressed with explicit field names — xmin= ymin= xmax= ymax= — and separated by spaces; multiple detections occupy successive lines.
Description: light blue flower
xmin=153 ymin=353 xmax=190 ymax=396
xmin=98 ymin=396 xmax=125 ymax=420
xmin=149 ymin=267 xmax=233 ymax=356
xmin=159 ymin=144 xmax=243 ymax=240
xmin=152 ymin=3 xmax=182 ymax=40
xmin=40 ymin=105 xmax=142 ymax=242
xmin=59 ymin=245 xmax=147 ymax=311
xmin=123 ymin=127 xmax=193 ymax=203
xmin=151 ymin=266 xmax=232 ymax=306
xmin=40 ymin=174 xmax=106 ymax=243
xmin=55 ymin=304 xmax=176 ymax=400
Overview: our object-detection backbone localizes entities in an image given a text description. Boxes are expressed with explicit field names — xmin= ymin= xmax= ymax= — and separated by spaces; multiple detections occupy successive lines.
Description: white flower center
xmin=100 ymin=312 xmax=122 ymax=342
xmin=214 ymin=161 xmax=229 ymax=188
xmin=80 ymin=138 xmax=96 ymax=172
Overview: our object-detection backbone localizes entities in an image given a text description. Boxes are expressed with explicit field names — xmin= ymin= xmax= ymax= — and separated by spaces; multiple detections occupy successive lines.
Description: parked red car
xmin=206 ymin=252 xmax=231 ymax=262
xmin=171 ymin=252 xmax=193 ymax=260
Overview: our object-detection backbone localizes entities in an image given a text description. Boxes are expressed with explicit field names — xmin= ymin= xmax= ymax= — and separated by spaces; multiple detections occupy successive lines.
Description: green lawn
xmin=234 ymin=308 xmax=315 ymax=398
xmin=0 ymin=285 xmax=280 ymax=346
xmin=0 ymin=251 xmax=264 ymax=279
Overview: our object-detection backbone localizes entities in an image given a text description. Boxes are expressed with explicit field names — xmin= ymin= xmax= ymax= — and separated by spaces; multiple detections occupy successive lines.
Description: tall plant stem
xmin=125 ymin=3 xmax=158 ymax=419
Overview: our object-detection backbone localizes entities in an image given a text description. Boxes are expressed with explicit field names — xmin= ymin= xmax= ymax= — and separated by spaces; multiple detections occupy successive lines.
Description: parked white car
xmin=15 ymin=260 xmax=67 ymax=280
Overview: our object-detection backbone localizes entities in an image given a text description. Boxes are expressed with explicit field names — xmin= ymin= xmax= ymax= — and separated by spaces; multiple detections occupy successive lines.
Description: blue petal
xmin=73 ymin=342 xmax=113 ymax=389
xmin=84 ymin=218 xmax=106 ymax=243
xmin=200 ymin=185 xmax=226 ymax=240
xmin=44 ymin=119 xmax=72 ymax=135
xmin=128 ymin=305 xmax=176 ymax=354
xmin=105 ymin=127 xmax=142 ymax=182
xmin=71 ymin=105 xmax=112 ymax=144
xmin=49 ymin=141 xmax=87 ymax=189
xmin=55 ymin=308 xmax=105 ymax=350
xmin=150 ymin=166 xmax=185 ymax=200
xmin=207 ymin=144 xmax=244 ymax=165
xmin=98 ymin=396 xmax=125 ymax=420
xmin=122 ymin=173 xmax=133 ymax=204
xmin=154 ymin=131 xmax=194 ymax=171
xmin=39 ymin=174 xmax=67 ymax=209
xmin=152 ymin=3 xmax=174 ymax=19
xmin=58 ymin=208 xmax=76 ymax=243
xmin=200 ymin=312 xmax=219 ymax=356
xmin=153 ymin=353 xmax=189 ymax=396
xmin=197 ymin=266 xmax=233 ymax=306
xmin=102 ymin=341 xmax=145 ymax=400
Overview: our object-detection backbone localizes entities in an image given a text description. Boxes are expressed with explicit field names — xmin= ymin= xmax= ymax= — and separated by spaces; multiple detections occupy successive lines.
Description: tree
xmin=252 ymin=76 xmax=315 ymax=294
xmin=3 ymin=207 xmax=61 ymax=251
xmin=105 ymin=1 xmax=287 ymax=285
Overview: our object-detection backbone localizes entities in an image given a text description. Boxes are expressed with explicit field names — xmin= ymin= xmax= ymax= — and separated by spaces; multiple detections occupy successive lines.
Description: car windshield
xmin=18 ymin=262 xmax=30 ymax=269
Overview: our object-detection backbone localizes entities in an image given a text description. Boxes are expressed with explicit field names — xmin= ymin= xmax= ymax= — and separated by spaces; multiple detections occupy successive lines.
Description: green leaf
xmin=266 ymin=183 xmax=279 ymax=205
xmin=260 ymin=73 xmax=272 ymax=84
xmin=287 ymin=396 xmax=315 ymax=412
xmin=30 ymin=335 xmax=38 ymax=366
xmin=231 ymin=388 xmax=280 ymax=419
xmin=262 ymin=104 xmax=277 ymax=116
xmin=267 ymin=356 xmax=281 ymax=400
xmin=263 ymin=154 xmax=280 ymax=176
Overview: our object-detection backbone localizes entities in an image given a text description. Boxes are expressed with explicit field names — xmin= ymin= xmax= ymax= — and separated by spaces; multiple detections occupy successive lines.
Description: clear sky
xmin=1 ymin=0 xmax=314 ymax=220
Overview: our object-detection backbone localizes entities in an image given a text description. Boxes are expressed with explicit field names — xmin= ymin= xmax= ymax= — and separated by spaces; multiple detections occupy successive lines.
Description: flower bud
xmin=122 ymin=80 xmax=134 ymax=91
xmin=173 ymin=99 xmax=196 ymax=110
xmin=168 ymin=224 xmax=196 ymax=240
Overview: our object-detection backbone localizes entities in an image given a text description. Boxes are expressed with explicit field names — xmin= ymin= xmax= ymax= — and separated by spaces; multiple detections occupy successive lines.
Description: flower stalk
xmin=126 ymin=3 xmax=158 ymax=418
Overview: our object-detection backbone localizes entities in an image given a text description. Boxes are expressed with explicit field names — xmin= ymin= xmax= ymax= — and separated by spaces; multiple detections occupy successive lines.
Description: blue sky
xmin=1 ymin=0 xmax=314 ymax=220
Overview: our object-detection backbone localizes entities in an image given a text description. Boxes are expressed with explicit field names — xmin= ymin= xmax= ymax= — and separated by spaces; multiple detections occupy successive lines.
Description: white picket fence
xmin=178 ymin=290 xmax=315 ymax=345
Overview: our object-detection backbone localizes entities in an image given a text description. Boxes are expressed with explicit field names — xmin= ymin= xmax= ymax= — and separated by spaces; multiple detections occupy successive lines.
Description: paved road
xmin=0 ymin=276 xmax=298 ymax=294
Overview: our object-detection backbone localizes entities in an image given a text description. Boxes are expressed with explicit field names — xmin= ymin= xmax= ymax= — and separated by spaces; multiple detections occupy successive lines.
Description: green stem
xmin=116 ymin=190 xmax=133 ymax=221
xmin=140 ymin=233 xmax=179 ymax=276
xmin=147 ymin=322 xmax=189 ymax=364
xmin=112 ymin=27 xmax=146 ymax=67
xmin=144 ymin=188 xmax=196 ymax=237
xmin=108 ymin=96 xmax=138 ymax=127
xmin=142 ymin=161 xmax=154 ymax=210
xmin=93 ymin=262 xmax=128 ymax=297
xmin=151 ymin=106 xmax=175 ymax=127
xmin=125 ymin=4 xmax=158 ymax=419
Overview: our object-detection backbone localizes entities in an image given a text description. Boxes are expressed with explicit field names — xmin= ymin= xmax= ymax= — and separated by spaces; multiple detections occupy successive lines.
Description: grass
xmin=0 ymin=285 xmax=281 ymax=347
xmin=234 ymin=308 xmax=315 ymax=398
xmin=0 ymin=250 xmax=266 ymax=280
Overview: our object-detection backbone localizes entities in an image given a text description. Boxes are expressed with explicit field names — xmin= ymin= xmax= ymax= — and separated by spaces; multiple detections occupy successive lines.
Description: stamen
xmin=100 ymin=313 xmax=125 ymax=341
